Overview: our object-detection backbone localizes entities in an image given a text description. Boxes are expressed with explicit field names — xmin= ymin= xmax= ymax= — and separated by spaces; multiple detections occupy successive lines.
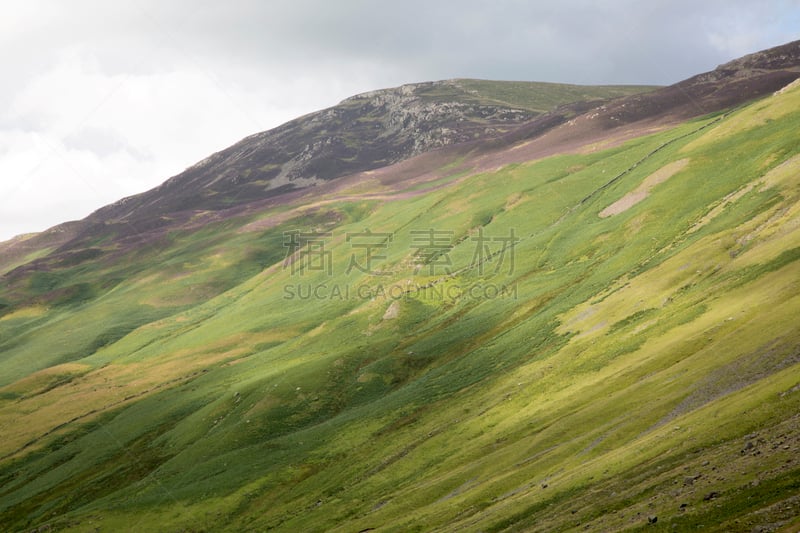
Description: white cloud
xmin=0 ymin=45 xmax=391 ymax=240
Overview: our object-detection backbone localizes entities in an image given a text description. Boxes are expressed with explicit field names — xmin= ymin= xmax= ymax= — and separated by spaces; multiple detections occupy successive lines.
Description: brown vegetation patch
xmin=599 ymin=159 xmax=689 ymax=217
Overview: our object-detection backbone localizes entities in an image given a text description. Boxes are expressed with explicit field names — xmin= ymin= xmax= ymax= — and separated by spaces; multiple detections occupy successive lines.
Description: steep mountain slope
xmin=0 ymin=81 xmax=654 ymax=280
xmin=3 ymin=40 xmax=799 ymax=280
xmin=85 ymin=38 xmax=800 ymax=226
xmin=1 ymin=42 xmax=800 ymax=532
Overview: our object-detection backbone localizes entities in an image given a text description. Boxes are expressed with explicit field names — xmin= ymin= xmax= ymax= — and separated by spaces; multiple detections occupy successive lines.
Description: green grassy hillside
xmin=1 ymin=81 xmax=800 ymax=532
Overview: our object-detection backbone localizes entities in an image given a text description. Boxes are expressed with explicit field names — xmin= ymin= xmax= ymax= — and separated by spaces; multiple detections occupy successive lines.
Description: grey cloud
xmin=126 ymin=0 xmax=798 ymax=84
xmin=6 ymin=1 xmax=797 ymax=92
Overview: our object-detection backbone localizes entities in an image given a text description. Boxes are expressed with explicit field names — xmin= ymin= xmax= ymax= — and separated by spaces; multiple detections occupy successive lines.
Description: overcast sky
xmin=1 ymin=0 xmax=798 ymax=241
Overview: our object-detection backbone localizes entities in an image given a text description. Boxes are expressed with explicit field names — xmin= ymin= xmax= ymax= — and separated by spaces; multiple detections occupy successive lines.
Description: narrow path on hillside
xmin=396 ymin=112 xmax=730 ymax=294
xmin=557 ymin=113 xmax=727 ymax=225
